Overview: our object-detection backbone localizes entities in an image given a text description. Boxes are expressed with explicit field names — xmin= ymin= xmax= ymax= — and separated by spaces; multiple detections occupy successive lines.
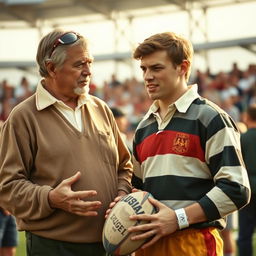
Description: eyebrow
xmin=74 ymin=58 xmax=93 ymax=65
xmin=84 ymin=57 xmax=93 ymax=63
xmin=87 ymin=57 xmax=94 ymax=63
xmin=140 ymin=63 xmax=163 ymax=69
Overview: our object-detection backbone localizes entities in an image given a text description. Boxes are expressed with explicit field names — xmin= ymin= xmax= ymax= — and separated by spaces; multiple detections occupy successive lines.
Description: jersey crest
xmin=172 ymin=132 xmax=190 ymax=154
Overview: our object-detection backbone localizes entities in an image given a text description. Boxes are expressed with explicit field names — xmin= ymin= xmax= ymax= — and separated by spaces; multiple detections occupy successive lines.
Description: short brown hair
xmin=133 ymin=32 xmax=193 ymax=80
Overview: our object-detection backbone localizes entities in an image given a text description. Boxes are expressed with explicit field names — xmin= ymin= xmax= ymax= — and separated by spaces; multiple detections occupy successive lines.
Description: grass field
xmin=16 ymin=231 xmax=256 ymax=256
xmin=17 ymin=232 xmax=26 ymax=256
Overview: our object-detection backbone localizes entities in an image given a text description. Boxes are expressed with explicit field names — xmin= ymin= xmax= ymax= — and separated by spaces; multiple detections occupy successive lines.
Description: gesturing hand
xmin=48 ymin=171 xmax=102 ymax=216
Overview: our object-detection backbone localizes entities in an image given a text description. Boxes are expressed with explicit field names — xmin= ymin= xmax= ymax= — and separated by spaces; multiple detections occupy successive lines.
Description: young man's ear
xmin=178 ymin=60 xmax=190 ymax=77
xmin=45 ymin=61 xmax=57 ymax=78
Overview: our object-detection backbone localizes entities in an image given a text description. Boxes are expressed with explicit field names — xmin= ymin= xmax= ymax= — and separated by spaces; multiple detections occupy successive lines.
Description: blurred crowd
xmin=0 ymin=62 xmax=256 ymax=134
xmin=193 ymin=63 xmax=256 ymax=125
xmin=0 ymin=76 xmax=34 ymax=121
xmin=87 ymin=62 xmax=256 ymax=136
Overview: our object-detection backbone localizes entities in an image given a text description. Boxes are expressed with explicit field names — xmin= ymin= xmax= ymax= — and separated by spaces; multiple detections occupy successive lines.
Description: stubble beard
xmin=73 ymin=86 xmax=89 ymax=96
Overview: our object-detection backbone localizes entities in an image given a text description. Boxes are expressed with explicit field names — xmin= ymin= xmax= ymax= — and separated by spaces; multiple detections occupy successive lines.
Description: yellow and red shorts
xmin=135 ymin=227 xmax=223 ymax=256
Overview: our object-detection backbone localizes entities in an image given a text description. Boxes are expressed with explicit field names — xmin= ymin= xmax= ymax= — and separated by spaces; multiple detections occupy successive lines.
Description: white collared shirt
xmin=143 ymin=84 xmax=199 ymax=131
xmin=35 ymin=80 xmax=93 ymax=132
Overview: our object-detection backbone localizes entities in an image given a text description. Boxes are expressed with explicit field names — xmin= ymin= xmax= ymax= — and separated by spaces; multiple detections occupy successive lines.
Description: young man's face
xmin=53 ymin=44 xmax=93 ymax=99
xmin=140 ymin=50 xmax=182 ymax=104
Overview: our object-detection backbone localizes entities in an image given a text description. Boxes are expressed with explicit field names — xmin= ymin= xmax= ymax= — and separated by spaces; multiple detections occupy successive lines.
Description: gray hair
xmin=36 ymin=29 xmax=88 ymax=77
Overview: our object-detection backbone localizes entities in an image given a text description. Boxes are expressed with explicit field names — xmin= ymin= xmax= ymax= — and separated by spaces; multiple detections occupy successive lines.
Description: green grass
xmin=17 ymin=231 xmax=26 ymax=256
xmin=16 ymin=230 xmax=256 ymax=256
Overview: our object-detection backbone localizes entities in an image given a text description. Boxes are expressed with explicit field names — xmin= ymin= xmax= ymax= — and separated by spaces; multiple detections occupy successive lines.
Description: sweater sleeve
xmin=108 ymin=109 xmax=133 ymax=195
xmin=198 ymin=113 xmax=251 ymax=221
xmin=0 ymin=114 xmax=55 ymax=220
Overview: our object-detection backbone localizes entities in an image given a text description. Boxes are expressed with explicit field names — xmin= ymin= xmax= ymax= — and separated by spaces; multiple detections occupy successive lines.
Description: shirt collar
xmin=175 ymin=84 xmax=199 ymax=113
xmin=35 ymin=79 xmax=96 ymax=111
xmin=143 ymin=84 xmax=199 ymax=119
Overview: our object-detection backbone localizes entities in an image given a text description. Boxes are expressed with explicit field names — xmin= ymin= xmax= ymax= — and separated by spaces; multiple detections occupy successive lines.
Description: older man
xmin=0 ymin=29 xmax=132 ymax=256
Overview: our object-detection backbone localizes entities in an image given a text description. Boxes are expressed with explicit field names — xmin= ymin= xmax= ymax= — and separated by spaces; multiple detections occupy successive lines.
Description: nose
xmin=144 ymin=69 xmax=154 ymax=82
xmin=82 ymin=64 xmax=91 ymax=76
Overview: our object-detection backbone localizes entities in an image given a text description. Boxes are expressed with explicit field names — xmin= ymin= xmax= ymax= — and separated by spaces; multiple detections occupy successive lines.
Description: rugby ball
xmin=102 ymin=191 xmax=156 ymax=255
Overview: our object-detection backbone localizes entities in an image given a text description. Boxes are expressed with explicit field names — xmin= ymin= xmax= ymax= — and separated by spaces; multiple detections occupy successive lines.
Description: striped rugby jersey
xmin=132 ymin=84 xmax=250 ymax=229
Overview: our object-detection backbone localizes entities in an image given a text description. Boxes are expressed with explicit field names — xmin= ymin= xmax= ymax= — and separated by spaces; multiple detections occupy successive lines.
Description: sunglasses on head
xmin=49 ymin=32 xmax=81 ymax=57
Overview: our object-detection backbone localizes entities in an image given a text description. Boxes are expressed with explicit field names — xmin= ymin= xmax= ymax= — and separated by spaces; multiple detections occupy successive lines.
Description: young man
xmin=238 ymin=104 xmax=256 ymax=256
xmin=0 ymin=29 xmax=133 ymax=256
xmin=129 ymin=32 xmax=250 ymax=255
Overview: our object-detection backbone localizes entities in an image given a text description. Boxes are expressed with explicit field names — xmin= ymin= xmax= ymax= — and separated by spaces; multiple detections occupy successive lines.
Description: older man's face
xmin=53 ymin=44 xmax=93 ymax=99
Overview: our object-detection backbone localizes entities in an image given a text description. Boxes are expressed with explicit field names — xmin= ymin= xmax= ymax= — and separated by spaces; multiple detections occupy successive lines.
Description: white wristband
xmin=175 ymin=208 xmax=189 ymax=230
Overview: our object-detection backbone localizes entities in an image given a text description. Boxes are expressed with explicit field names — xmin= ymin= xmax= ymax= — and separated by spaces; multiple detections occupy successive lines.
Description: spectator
xmin=0 ymin=80 xmax=16 ymax=121
xmin=14 ymin=76 xmax=33 ymax=104
xmin=238 ymin=104 xmax=256 ymax=256
xmin=0 ymin=208 xmax=18 ymax=256
xmin=220 ymin=214 xmax=236 ymax=256
xmin=110 ymin=107 xmax=132 ymax=151
xmin=109 ymin=74 xmax=121 ymax=88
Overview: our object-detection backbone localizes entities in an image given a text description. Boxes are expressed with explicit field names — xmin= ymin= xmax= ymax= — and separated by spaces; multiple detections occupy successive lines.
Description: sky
xmin=0 ymin=1 xmax=256 ymax=87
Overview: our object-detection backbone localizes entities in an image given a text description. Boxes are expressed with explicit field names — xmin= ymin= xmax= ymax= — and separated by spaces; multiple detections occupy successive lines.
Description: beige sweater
xmin=0 ymin=94 xmax=133 ymax=243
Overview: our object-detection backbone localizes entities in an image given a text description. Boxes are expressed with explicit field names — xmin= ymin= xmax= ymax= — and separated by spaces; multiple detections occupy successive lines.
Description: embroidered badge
xmin=172 ymin=133 xmax=189 ymax=153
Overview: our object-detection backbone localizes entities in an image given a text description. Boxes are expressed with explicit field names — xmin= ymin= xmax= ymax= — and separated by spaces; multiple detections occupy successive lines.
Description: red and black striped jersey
xmin=133 ymin=85 xmax=250 ymax=229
